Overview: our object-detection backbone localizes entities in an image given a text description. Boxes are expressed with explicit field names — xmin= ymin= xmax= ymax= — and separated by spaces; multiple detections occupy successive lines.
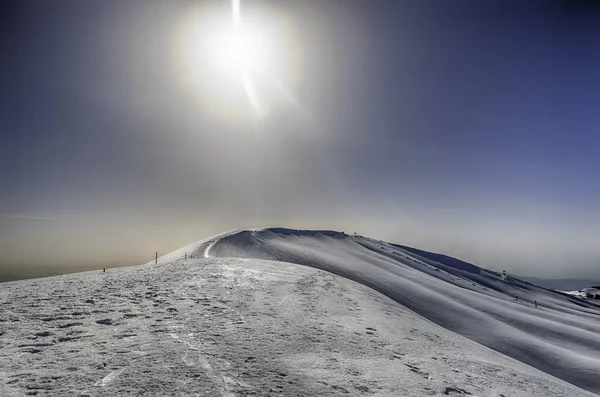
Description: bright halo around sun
xmin=173 ymin=0 xmax=299 ymax=122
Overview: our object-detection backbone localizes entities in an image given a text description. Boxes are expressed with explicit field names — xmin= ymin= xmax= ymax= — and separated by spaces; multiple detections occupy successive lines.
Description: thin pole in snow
xmin=155 ymin=252 xmax=158 ymax=264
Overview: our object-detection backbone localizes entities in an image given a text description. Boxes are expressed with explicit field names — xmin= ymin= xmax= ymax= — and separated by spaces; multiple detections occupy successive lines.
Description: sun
xmin=209 ymin=0 xmax=273 ymax=115
xmin=218 ymin=2 xmax=268 ymax=69
xmin=214 ymin=28 xmax=265 ymax=74
xmin=173 ymin=0 xmax=299 ymax=122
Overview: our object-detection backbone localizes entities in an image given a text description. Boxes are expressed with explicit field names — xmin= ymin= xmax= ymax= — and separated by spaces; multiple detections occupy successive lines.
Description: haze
xmin=1 ymin=0 xmax=599 ymax=280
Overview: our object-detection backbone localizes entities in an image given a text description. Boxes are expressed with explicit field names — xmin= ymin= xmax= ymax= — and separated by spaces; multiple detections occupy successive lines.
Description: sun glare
xmin=212 ymin=25 xmax=270 ymax=77
xmin=215 ymin=0 xmax=271 ymax=116
xmin=173 ymin=0 xmax=300 ymax=123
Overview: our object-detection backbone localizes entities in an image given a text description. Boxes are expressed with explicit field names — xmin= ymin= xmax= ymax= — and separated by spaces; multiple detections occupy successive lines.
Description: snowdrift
xmin=164 ymin=228 xmax=600 ymax=394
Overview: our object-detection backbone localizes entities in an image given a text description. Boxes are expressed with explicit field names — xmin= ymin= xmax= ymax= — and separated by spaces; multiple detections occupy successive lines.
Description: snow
xmin=176 ymin=228 xmax=600 ymax=393
xmin=1 ymin=227 xmax=599 ymax=396
xmin=563 ymin=289 xmax=600 ymax=300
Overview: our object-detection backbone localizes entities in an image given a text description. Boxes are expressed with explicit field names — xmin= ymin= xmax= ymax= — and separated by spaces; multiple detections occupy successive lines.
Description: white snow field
xmin=0 ymin=229 xmax=598 ymax=396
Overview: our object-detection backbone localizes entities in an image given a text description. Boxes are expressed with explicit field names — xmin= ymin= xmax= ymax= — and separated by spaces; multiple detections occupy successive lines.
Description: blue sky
xmin=1 ymin=0 xmax=599 ymax=278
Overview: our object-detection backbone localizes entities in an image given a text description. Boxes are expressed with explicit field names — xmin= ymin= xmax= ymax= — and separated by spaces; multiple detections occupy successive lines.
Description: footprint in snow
xmin=443 ymin=386 xmax=472 ymax=395
xmin=405 ymin=363 xmax=430 ymax=379
xmin=57 ymin=322 xmax=83 ymax=329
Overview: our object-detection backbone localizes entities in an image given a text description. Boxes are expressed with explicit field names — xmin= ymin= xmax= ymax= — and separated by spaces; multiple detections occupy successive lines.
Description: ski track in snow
xmin=1 ymin=227 xmax=599 ymax=396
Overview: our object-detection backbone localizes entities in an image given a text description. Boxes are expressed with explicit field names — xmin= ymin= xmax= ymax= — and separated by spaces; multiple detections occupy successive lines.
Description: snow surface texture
xmin=170 ymin=228 xmax=600 ymax=394
xmin=1 ymin=258 xmax=595 ymax=397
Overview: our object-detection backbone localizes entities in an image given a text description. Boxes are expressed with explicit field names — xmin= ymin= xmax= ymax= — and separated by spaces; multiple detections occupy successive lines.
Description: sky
xmin=1 ymin=0 xmax=599 ymax=279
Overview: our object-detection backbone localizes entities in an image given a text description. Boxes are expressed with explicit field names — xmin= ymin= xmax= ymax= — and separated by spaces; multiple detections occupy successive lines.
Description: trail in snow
xmin=204 ymin=240 xmax=215 ymax=258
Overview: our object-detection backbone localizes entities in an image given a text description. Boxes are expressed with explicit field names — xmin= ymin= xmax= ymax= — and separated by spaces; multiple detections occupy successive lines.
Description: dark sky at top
xmin=1 ymin=0 xmax=599 ymax=278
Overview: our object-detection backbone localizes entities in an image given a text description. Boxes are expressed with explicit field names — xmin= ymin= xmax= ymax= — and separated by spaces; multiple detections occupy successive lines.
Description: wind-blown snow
xmin=1 ymin=227 xmax=599 ymax=396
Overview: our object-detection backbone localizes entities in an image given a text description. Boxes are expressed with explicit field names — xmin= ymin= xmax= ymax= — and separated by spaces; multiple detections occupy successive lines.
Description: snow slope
xmin=156 ymin=227 xmax=600 ymax=394
xmin=1 ymin=258 xmax=596 ymax=396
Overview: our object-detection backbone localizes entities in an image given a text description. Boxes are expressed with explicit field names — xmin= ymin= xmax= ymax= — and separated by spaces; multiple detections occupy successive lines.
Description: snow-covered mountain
xmin=2 ymin=228 xmax=599 ymax=396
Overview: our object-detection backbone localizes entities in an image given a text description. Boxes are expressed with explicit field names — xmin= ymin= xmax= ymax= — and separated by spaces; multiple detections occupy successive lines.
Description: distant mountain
xmin=0 ymin=274 xmax=30 ymax=283
xmin=0 ymin=265 xmax=125 ymax=283
xmin=519 ymin=277 xmax=600 ymax=291
xmin=0 ymin=271 xmax=62 ymax=283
